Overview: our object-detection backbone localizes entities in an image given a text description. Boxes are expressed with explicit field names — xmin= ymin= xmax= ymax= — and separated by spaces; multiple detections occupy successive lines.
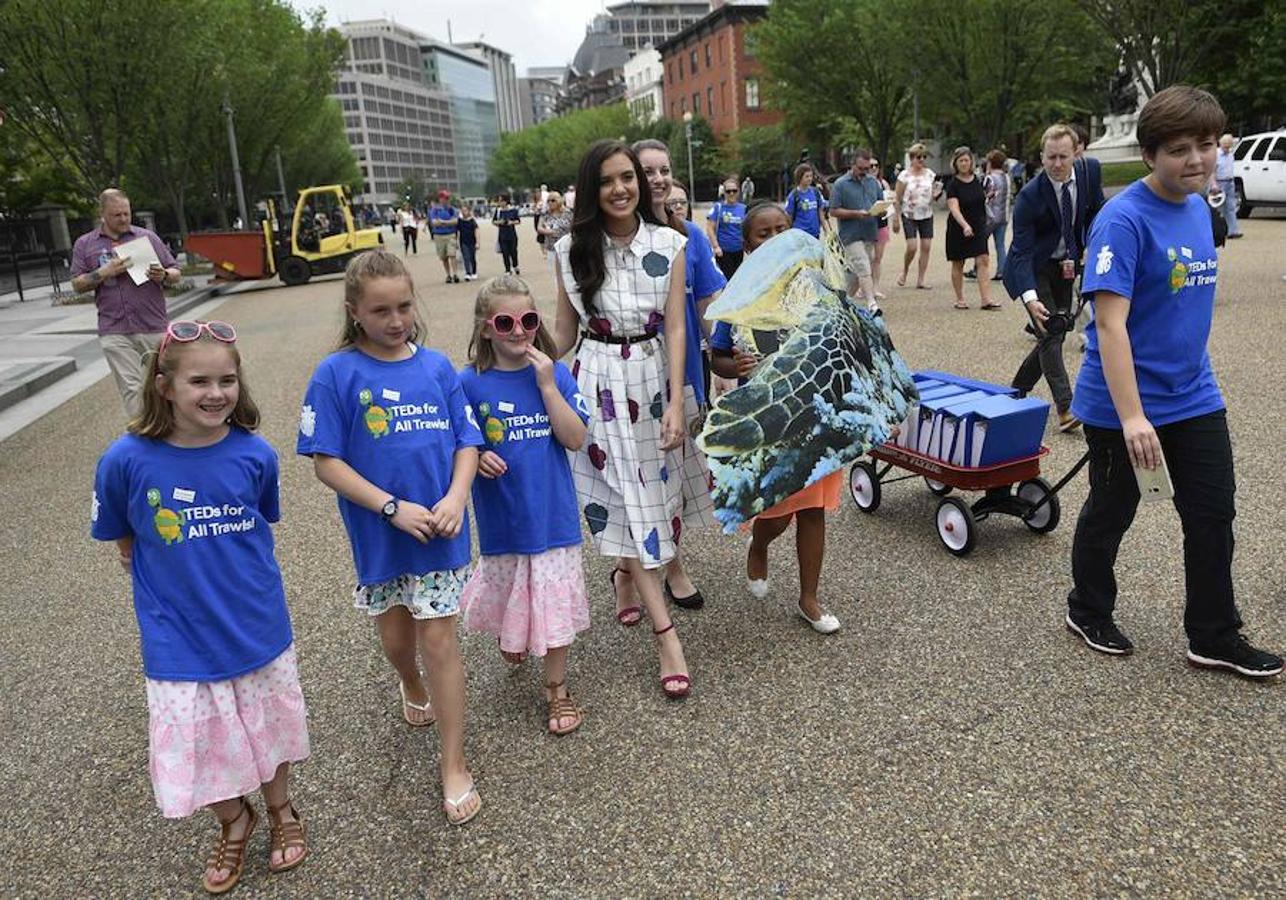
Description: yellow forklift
xmin=186 ymin=184 xmax=384 ymax=286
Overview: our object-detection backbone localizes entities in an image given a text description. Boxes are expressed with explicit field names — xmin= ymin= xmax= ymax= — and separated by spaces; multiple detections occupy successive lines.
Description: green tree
xmin=753 ymin=0 xmax=914 ymax=168
xmin=910 ymin=0 xmax=1114 ymax=153
xmin=718 ymin=124 xmax=793 ymax=194
xmin=1187 ymin=1 xmax=1285 ymax=133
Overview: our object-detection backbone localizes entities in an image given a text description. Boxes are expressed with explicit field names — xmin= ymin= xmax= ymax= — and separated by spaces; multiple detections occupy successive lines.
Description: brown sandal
xmin=266 ymin=800 xmax=308 ymax=874
xmin=545 ymin=679 xmax=583 ymax=736
xmin=202 ymin=798 xmax=257 ymax=894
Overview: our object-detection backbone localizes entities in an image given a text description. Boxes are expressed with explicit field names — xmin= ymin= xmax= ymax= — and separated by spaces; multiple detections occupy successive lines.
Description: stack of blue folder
xmin=891 ymin=371 xmax=1051 ymax=467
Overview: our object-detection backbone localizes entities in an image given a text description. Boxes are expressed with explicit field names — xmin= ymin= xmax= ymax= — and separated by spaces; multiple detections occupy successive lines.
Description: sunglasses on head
xmin=486 ymin=311 xmax=541 ymax=334
xmin=159 ymin=320 xmax=236 ymax=356
xmin=912 ymin=154 xmax=926 ymax=160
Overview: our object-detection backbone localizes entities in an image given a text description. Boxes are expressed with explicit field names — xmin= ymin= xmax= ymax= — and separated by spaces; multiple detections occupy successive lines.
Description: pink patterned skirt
xmin=145 ymin=644 xmax=310 ymax=819
xmin=459 ymin=546 xmax=590 ymax=657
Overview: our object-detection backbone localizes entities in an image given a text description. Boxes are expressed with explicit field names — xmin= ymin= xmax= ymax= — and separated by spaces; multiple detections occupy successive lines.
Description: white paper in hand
xmin=868 ymin=199 xmax=891 ymax=218
xmin=112 ymin=237 xmax=162 ymax=285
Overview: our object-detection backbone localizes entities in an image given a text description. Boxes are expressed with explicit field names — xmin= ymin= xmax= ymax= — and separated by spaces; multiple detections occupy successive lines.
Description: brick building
xmin=655 ymin=0 xmax=778 ymax=138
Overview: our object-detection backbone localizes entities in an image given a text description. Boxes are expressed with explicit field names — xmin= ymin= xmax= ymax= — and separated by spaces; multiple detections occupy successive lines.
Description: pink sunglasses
xmin=158 ymin=320 xmax=236 ymax=356
xmin=486 ymin=311 xmax=541 ymax=334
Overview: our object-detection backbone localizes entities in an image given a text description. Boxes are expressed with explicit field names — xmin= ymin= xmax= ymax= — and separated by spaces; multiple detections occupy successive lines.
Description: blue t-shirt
xmin=430 ymin=205 xmax=457 ymax=235
xmin=683 ymin=221 xmax=727 ymax=405
xmin=1074 ymin=180 xmax=1225 ymax=429
xmin=91 ymin=429 xmax=293 ymax=682
xmin=707 ymin=202 xmax=747 ymax=252
xmin=785 ymin=187 xmax=827 ymax=237
xmin=459 ymin=362 xmax=590 ymax=555
xmin=296 ymin=346 xmax=484 ymax=584
xmin=830 ymin=173 xmax=881 ymax=244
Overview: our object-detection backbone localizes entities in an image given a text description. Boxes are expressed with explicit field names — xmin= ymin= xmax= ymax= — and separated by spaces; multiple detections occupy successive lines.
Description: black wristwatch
xmin=380 ymin=497 xmax=399 ymax=522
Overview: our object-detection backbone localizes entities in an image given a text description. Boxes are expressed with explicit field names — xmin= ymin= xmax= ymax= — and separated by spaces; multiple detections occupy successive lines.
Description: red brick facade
xmin=657 ymin=5 xmax=781 ymax=139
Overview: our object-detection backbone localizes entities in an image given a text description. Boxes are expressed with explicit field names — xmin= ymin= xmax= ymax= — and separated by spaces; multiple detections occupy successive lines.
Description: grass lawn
xmin=1101 ymin=160 xmax=1149 ymax=186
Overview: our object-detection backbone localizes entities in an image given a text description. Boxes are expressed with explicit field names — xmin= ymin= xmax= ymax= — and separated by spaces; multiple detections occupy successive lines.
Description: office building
xmin=422 ymin=39 xmax=499 ymax=196
xmin=657 ymin=0 xmax=778 ymax=137
xmin=624 ymin=46 xmax=664 ymax=124
xmin=595 ymin=1 xmax=711 ymax=53
xmin=518 ymin=74 xmax=561 ymax=129
xmin=454 ymin=41 xmax=523 ymax=134
xmin=334 ymin=20 xmax=458 ymax=204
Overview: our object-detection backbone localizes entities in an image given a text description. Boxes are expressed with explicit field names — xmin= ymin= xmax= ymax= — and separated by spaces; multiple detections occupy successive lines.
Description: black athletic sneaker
xmin=1065 ymin=613 xmax=1134 ymax=655
xmin=1187 ymin=634 xmax=1283 ymax=679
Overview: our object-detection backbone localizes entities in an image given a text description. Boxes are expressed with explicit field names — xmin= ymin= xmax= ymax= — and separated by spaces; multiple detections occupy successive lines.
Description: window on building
xmin=678 ymin=57 xmax=683 ymax=79
xmin=706 ymin=86 xmax=714 ymax=116
xmin=721 ymin=81 xmax=728 ymax=110
xmin=692 ymin=92 xmax=700 ymax=114
xmin=746 ymin=77 xmax=760 ymax=109
xmin=680 ymin=97 xmax=686 ymax=113
xmin=744 ymin=30 xmax=758 ymax=58
xmin=690 ymin=49 xmax=698 ymax=71
xmin=704 ymin=43 xmax=711 ymax=67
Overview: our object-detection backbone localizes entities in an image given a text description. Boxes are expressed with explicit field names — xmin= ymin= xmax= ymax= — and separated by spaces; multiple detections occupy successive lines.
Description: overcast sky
xmin=319 ymin=0 xmax=610 ymax=75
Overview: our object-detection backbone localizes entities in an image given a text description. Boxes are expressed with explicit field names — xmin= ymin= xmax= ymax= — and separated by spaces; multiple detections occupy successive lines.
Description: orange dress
xmin=755 ymin=471 xmax=844 ymax=521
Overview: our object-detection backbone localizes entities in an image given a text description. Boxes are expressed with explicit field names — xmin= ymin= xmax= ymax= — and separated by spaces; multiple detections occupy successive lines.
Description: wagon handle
xmin=1025 ymin=450 xmax=1091 ymax=519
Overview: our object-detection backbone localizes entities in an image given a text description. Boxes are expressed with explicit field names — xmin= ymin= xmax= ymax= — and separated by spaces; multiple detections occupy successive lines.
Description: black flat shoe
xmin=664 ymin=579 xmax=704 ymax=610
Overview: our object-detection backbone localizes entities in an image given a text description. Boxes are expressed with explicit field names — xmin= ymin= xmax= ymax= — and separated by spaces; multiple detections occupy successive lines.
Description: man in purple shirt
xmin=70 ymin=189 xmax=181 ymax=417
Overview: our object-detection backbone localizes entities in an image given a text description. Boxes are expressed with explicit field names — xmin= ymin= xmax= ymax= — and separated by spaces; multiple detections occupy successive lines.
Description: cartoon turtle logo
xmin=146 ymin=487 xmax=184 ymax=545
xmin=1166 ymin=248 xmax=1189 ymax=294
xmin=477 ymin=402 xmax=506 ymax=445
xmin=359 ymin=388 xmax=390 ymax=439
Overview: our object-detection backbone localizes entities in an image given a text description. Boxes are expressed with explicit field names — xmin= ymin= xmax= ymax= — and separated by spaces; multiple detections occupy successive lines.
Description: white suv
xmin=1233 ymin=129 xmax=1286 ymax=216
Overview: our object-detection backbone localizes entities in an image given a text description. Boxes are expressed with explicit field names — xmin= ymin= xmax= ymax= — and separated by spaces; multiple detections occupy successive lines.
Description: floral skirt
xmin=353 ymin=564 xmax=470 ymax=619
xmin=459 ymin=546 xmax=589 ymax=657
xmin=146 ymin=644 xmax=310 ymax=819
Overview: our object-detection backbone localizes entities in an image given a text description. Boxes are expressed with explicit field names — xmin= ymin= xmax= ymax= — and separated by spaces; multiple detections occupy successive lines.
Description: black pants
xmin=1068 ymin=410 xmax=1242 ymax=647
xmin=716 ymin=250 xmax=743 ymax=280
xmin=499 ymin=236 xmax=518 ymax=273
xmin=402 ymin=226 xmax=418 ymax=254
xmin=1012 ymin=259 xmax=1074 ymax=412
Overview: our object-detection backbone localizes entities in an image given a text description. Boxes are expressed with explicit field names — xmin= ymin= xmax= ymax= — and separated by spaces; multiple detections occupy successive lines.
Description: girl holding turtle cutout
xmin=297 ymin=250 xmax=485 ymax=825
xmin=552 ymin=139 xmax=694 ymax=699
xmin=458 ymin=275 xmax=592 ymax=735
xmin=91 ymin=320 xmax=310 ymax=894
xmin=708 ymin=202 xmax=845 ymax=635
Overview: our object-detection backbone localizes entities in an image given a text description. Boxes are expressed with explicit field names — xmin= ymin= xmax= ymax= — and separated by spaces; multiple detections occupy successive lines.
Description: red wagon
xmin=848 ymin=442 xmax=1071 ymax=556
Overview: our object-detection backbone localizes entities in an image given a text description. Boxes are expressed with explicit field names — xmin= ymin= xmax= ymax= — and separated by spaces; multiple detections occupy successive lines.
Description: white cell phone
xmin=1133 ymin=451 xmax=1174 ymax=502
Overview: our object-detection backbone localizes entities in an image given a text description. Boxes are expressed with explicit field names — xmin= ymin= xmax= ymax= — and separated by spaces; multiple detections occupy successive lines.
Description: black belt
xmin=580 ymin=330 xmax=656 ymax=345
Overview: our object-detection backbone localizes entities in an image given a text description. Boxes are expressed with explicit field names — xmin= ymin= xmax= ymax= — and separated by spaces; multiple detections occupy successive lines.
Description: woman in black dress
xmin=944 ymin=146 xmax=1000 ymax=310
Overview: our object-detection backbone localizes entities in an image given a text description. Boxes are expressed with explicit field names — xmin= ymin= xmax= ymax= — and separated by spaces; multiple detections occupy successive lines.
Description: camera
xmin=1043 ymin=309 xmax=1079 ymax=336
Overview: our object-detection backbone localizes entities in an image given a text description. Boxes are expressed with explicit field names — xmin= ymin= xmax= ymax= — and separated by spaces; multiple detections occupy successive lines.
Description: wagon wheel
xmin=935 ymin=496 xmax=977 ymax=556
xmin=924 ymin=477 xmax=952 ymax=496
xmin=1017 ymin=477 xmax=1061 ymax=534
xmin=849 ymin=461 xmax=881 ymax=513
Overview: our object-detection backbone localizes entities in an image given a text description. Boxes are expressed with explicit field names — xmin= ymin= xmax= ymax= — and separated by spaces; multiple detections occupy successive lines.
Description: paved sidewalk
xmin=0 ymin=215 xmax=1281 ymax=897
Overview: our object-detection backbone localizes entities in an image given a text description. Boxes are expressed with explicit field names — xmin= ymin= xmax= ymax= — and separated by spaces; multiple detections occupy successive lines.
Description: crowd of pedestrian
xmin=79 ymin=85 xmax=1281 ymax=896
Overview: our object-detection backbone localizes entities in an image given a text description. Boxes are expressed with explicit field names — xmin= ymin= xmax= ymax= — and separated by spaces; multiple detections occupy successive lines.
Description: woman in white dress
xmin=553 ymin=140 xmax=693 ymax=699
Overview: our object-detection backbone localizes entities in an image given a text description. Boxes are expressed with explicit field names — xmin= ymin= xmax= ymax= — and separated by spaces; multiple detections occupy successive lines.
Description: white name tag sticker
xmin=173 ymin=488 xmax=196 ymax=503
xmin=382 ymin=388 xmax=401 ymax=402
xmin=497 ymin=401 xmax=515 ymax=413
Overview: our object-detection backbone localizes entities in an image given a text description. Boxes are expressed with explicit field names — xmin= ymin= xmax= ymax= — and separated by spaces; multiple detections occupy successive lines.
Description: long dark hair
xmin=568 ymin=140 xmax=662 ymax=314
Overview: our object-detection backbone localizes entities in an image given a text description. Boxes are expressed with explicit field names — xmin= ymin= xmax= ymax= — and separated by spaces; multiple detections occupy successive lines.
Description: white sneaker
xmin=746 ymin=578 xmax=769 ymax=599
xmin=797 ymin=603 xmax=841 ymax=634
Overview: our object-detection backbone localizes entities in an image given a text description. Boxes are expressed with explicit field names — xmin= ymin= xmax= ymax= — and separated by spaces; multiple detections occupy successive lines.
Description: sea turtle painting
xmin=698 ymin=229 xmax=918 ymax=532
xmin=477 ymin=402 xmax=506 ymax=445
xmin=146 ymin=487 xmax=185 ymax=545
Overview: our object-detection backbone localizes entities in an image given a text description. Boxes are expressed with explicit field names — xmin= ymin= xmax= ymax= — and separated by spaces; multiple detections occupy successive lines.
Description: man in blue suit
xmin=1004 ymin=123 xmax=1105 ymax=431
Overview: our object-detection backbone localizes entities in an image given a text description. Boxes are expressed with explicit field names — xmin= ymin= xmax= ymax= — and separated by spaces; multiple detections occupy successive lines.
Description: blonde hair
xmin=1041 ymin=124 xmax=1077 ymax=150
xmin=337 ymin=249 xmax=425 ymax=349
xmin=466 ymin=275 xmax=558 ymax=372
xmin=99 ymin=188 xmax=129 ymax=211
xmin=129 ymin=333 xmax=260 ymax=439
xmin=907 ymin=142 xmax=928 ymax=157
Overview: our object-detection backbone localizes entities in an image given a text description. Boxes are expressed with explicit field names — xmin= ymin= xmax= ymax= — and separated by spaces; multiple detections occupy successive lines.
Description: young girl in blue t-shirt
xmin=297 ymin=250 xmax=485 ymax=824
xmin=457 ymin=275 xmax=592 ymax=735
xmin=92 ymin=320 xmax=310 ymax=894
xmin=785 ymin=163 xmax=829 ymax=238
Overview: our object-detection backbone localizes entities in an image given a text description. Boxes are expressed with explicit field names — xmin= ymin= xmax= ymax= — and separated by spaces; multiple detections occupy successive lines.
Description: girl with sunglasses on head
xmin=92 ymin=320 xmax=311 ymax=894
xmin=297 ymin=249 xmax=485 ymax=826
xmin=457 ymin=275 xmax=592 ymax=735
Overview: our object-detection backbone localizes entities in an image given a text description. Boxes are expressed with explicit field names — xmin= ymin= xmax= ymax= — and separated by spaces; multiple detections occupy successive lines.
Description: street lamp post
xmin=222 ymin=99 xmax=250 ymax=230
xmin=683 ymin=111 xmax=696 ymax=206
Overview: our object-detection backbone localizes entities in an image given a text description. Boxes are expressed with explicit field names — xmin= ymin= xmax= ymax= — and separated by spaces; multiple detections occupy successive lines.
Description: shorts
xmin=843 ymin=240 xmax=875 ymax=278
xmin=902 ymin=216 xmax=934 ymax=239
xmin=433 ymin=234 xmax=458 ymax=260
xmin=353 ymin=564 xmax=470 ymax=619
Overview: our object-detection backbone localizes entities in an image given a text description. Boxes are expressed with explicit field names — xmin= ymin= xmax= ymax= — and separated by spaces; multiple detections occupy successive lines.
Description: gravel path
xmin=1 ymin=212 xmax=1281 ymax=897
